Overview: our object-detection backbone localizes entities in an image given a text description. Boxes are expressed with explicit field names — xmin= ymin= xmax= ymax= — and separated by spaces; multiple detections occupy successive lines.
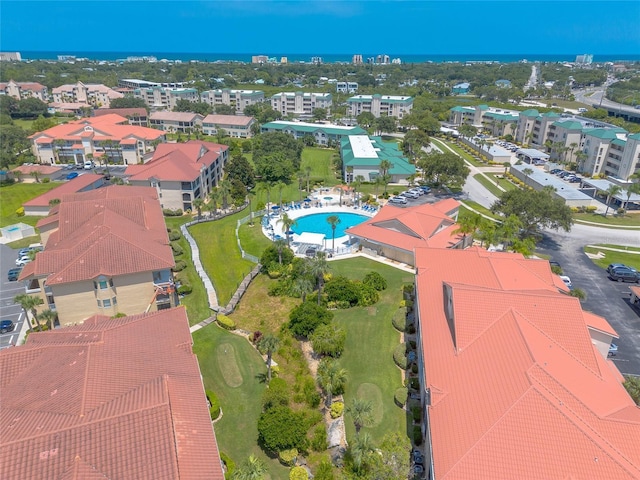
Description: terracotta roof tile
xmin=30 ymin=115 xmax=163 ymax=143
xmin=415 ymin=247 xmax=640 ymax=479
xmin=24 ymin=174 xmax=105 ymax=207
xmin=202 ymin=114 xmax=254 ymax=126
xmin=0 ymin=308 xmax=224 ymax=480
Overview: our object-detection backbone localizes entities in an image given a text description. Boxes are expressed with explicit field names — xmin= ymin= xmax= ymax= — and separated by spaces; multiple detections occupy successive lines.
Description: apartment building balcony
xmin=25 ymin=278 xmax=41 ymax=294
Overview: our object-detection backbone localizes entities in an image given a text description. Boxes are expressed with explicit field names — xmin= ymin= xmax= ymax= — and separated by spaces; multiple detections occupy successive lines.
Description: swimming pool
xmin=291 ymin=212 xmax=368 ymax=238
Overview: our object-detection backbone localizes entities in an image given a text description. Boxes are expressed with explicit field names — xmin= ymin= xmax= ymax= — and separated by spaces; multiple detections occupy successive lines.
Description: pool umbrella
xmin=271 ymin=205 xmax=280 ymax=210
xmin=303 ymin=198 xmax=311 ymax=202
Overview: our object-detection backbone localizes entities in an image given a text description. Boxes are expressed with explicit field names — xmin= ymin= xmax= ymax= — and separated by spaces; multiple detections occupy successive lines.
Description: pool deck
xmin=263 ymin=204 xmax=377 ymax=251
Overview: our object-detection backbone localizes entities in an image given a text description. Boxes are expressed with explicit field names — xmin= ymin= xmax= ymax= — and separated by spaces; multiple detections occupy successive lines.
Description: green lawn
xmin=459 ymin=200 xmax=501 ymax=220
xmin=164 ymin=215 xmax=212 ymax=325
xmin=431 ymin=137 xmax=483 ymax=167
xmin=488 ymin=173 xmax=517 ymax=191
xmin=192 ymin=324 xmax=289 ymax=480
xmin=574 ymin=212 xmax=640 ymax=227
xmin=330 ymin=257 xmax=413 ymax=444
xmin=238 ymin=216 xmax=272 ymax=259
xmin=300 ymin=147 xmax=339 ymax=181
xmin=0 ymin=182 xmax=61 ymax=228
xmin=473 ymin=173 xmax=505 ymax=198
xmin=189 ymin=211 xmax=255 ymax=306
xmin=6 ymin=235 xmax=42 ymax=249
xmin=584 ymin=245 xmax=640 ymax=271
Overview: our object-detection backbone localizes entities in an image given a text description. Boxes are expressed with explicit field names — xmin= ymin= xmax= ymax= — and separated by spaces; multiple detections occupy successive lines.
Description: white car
xmin=389 ymin=196 xmax=407 ymax=205
xmin=560 ymin=275 xmax=572 ymax=288
xmin=16 ymin=256 xmax=32 ymax=267
xmin=409 ymin=188 xmax=425 ymax=196
xmin=403 ymin=191 xmax=420 ymax=199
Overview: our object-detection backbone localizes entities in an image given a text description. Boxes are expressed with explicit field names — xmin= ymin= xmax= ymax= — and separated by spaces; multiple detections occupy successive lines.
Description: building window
xmin=112 ymin=297 xmax=117 ymax=306
xmin=103 ymin=299 xmax=112 ymax=308
xmin=94 ymin=276 xmax=113 ymax=290
xmin=97 ymin=299 xmax=102 ymax=307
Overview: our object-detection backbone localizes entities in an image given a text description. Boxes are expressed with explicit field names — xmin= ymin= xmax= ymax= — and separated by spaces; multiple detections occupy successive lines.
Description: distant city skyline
xmin=1 ymin=1 xmax=639 ymax=56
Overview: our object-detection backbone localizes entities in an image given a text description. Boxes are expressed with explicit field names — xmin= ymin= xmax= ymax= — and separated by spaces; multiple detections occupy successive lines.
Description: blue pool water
xmin=291 ymin=212 xmax=368 ymax=238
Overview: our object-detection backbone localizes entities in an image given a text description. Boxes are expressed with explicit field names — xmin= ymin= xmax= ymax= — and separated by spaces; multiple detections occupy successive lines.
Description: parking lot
xmin=51 ymin=164 xmax=128 ymax=182
xmin=0 ymin=244 xmax=28 ymax=350
xmin=537 ymin=234 xmax=640 ymax=376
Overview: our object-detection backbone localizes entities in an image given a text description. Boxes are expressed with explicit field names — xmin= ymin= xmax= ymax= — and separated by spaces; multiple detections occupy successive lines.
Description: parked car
xmin=66 ymin=171 xmax=79 ymax=180
xmin=65 ymin=163 xmax=75 ymax=170
xmin=418 ymin=185 xmax=432 ymax=193
xmin=409 ymin=188 xmax=425 ymax=196
xmin=18 ymin=245 xmax=42 ymax=257
xmin=550 ymin=169 xmax=562 ymax=174
xmin=568 ymin=176 xmax=582 ymax=183
xmin=16 ymin=255 xmax=32 ymax=267
xmin=75 ymin=163 xmax=84 ymax=170
xmin=608 ymin=343 xmax=618 ymax=357
xmin=7 ymin=267 xmax=22 ymax=281
xmin=0 ymin=320 xmax=15 ymax=334
xmin=560 ymin=275 xmax=573 ymax=288
xmin=607 ymin=263 xmax=637 ymax=274
xmin=609 ymin=268 xmax=640 ymax=283
xmin=84 ymin=161 xmax=94 ymax=170
xmin=403 ymin=191 xmax=420 ymax=199
xmin=389 ymin=196 xmax=407 ymax=205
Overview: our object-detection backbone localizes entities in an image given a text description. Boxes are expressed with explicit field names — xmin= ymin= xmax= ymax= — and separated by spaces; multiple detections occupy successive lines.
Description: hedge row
xmin=217 ymin=314 xmax=236 ymax=330
xmin=393 ymin=343 xmax=408 ymax=369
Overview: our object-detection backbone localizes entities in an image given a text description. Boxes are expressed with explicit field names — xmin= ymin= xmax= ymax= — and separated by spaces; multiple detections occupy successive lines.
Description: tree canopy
xmin=257 ymin=406 xmax=310 ymax=453
xmin=173 ymin=99 xmax=212 ymax=116
xmin=252 ymin=132 xmax=304 ymax=184
xmin=418 ymin=152 xmax=470 ymax=187
xmin=491 ymin=188 xmax=573 ymax=236
xmin=225 ymin=155 xmax=255 ymax=190
xmin=288 ymin=301 xmax=333 ymax=337
xmin=109 ymin=97 xmax=149 ymax=111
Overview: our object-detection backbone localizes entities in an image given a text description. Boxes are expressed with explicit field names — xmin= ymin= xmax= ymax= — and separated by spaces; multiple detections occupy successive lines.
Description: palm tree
xmin=37 ymin=309 xmax=57 ymax=330
xmin=373 ymin=176 xmax=383 ymax=197
xmin=454 ymin=213 xmax=481 ymax=247
xmin=347 ymin=398 xmax=374 ymax=434
xmin=623 ymin=375 xmax=640 ymax=405
xmin=346 ymin=165 xmax=354 ymax=184
xmin=379 ymin=160 xmax=392 ymax=194
xmin=273 ymin=239 xmax=287 ymax=265
xmin=305 ymin=165 xmax=312 ymax=193
xmin=522 ymin=167 xmax=534 ymax=187
xmin=14 ymin=294 xmax=44 ymax=331
xmin=257 ymin=334 xmax=280 ymax=382
xmin=291 ymin=276 xmax=314 ymax=302
xmin=496 ymin=214 xmax=522 ymax=251
xmin=192 ymin=198 xmax=204 ymax=220
xmin=246 ymin=189 xmax=255 ymax=225
xmin=275 ymin=180 xmax=286 ymax=208
xmin=307 ymin=252 xmax=329 ymax=305
xmin=232 ymin=455 xmax=267 ymax=480
xmin=575 ymin=151 xmax=588 ymax=173
xmin=567 ymin=142 xmax=578 ymax=165
xmin=277 ymin=212 xmax=297 ymax=246
xmin=257 ymin=181 xmax=273 ymax=208
xmin=30 ymin=171 xmax=40 ymax=183
xmin=219 ymin=180 xmax=232 ymax=210
xmin=624 ymin=181 xmax=640 ymax=212
xmin=603 ymin=184 xmax=622 ymax=216
xmin=326 ymin=215 xmax=341 ymax=253
xmin=296 ymin=171 xmax=305 ymax=201
xmin=208 ymin=189 xmax=220 ymax=217
xmin=353 ymin=175 xmax=365 ymax=206
xmin=317 ymin=358 xmax=347 ymax=407
xmin=350 ymin=432 xmax=375 ymax=473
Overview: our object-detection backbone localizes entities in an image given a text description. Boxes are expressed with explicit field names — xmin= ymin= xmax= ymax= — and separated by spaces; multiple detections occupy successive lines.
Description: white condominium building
xmin=270 ymin=92 xmax=332 ymax=116
xmin=200 ymin=89 xmax=265 ymax=114
xmin=52 ymin=81 xmax=123 ymax=108
xmin=133 ymin=87 xmax=199 ymax=110
xmin=0 ymin=80 xmax=48 ymax=101
xmin=347 ymin=94 xmax=413 ymax=119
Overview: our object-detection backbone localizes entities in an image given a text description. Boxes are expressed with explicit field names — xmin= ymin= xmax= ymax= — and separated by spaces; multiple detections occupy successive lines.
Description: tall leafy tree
xmin=326 ymin=215 xmax=341 ymax=252
xmin=277 ymin=212 xmax=297 ymax=246
xmin=603 ymin=184 xmax=622 ymax=216
xmin=317 ymin=358 xmax=348 ymax=407
xmin=346 ymin=398 xmax=374 ymax=433
xmin=225 ymin=155 xmax=255 ymax=190
xmin=257 ymin=334 xmax=280 ymax=382
xmin=307 ymin=251 xmax=329 ymax=305
xmin=192 ymin=198 xmax=204 ymax=220
xmin=14 ymin=294 xmax=44 ymax=331
xmin=418 ymin=152 xmax=470 ymax=188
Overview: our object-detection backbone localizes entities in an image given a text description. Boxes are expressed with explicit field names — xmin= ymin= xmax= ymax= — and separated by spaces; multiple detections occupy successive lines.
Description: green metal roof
xmin=583 ymin=128 xmax=619 ymax=140
xmin=340 ymin=136 xmax=416 ymax=175
xmin=450 ymin=106 xmax=467 ymax=112
xmin=552 ymin=120 xmax=584 ymax=130
xmin=484 ymin=112 xmax=518 ymax=121
xmin=478 ymin=105 xmax=490 ymax=110
xmin=628 ymin=133 xmax=640 ymax=140
xmin=541 ymin=112 xmax=561 ymax=118
xmin=520 ymin=109 xmax=540 ymax=117
xmin=611 ymin=138 xmax=627 ymax=147
xmin=262 ymin=122 xmax=366 ymax=136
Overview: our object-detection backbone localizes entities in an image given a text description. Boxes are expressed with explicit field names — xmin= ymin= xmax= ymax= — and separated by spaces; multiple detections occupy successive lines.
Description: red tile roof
xmin=12 ymin=164 xmax=62 ymax=175
xmin=21 ymin=186 xmax=174 ymax=284
xmin=24 ymin=174 xmax=105 ymax=207
xmin=30 ymin=115 xmax=164 ymax=144
xmin=346 ymin=200 xmax=463 ymax=252
xmin=202 ymin=114 xmax=254 ymax=126
xmin=0 ymin=308 xmax=224 ymax=480
xmin=414 ymin=247 xmax=640 ymax=479
xmin=126 ymin=140 xmax=227 ymax=182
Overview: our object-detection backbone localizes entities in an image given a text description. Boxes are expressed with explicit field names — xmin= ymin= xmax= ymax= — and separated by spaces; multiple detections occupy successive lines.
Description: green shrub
xmin=42 ymin=177 xmax=50 ymax=183
xmin=586 ymin=206 xmax=597 ymax=213
xmin=263 ymin=377 xmax=290 ymax=410
xmin=257 ymin=406 xmax=309 ymax=452
xmin=393 ymin=343 xmax=408 ymax=369
xmin=15 ymin=206 xmax=25 ymax=217
xmin=172 ymin=260 xmax=187 ymax=272
xmin=356 ymin=282 xmax=379 ymax=306
xmin=363 ymin=271 xmax=387 ymax=291
xmin=413 ymin=425 xmax=423 ymax=445
xmin=220 ymin=452 xmax=235 ymax=479
xmin=206 ymin=390 xmax=221 ymax=420
xmin=311 ymin=424 xmax=327 ymax=451
xmin=288 ymin=302 xmax=333 ymax=337
xmin=403 ymin=283 xmax=415 ymax=295
xmin=169 ymin=230 xmax=182 ymax=241
xmin=163 ymin=208 xmax=183 ymax=216
xmin=311 ymin=323 xmax=346 ymax=358
xmin=177 ymin=284 xmax=192 ymax=295
xmin=394 ymin=387 xmax=408 ymax=407
xmin=324 ymin=276 xmax=360 ymax=307
xmin=171 ymin=242 xmax=184 ymax=256
xmin=289 ymin=466 xmax=308 ymax=480
xmin=411 ymin=363 xmax=418 ymax=374
xmin=217 ymin=313 xmax=236 ymax=330
xmin=392 ymin=309 xmax=407 ymax=332
xmin=330 ymin=401 xmax=344 ymax=419
xmin=278 ymin=448 xmax=298 ymax=466
xmin=411 ymin=405 xmax=421 ymax=423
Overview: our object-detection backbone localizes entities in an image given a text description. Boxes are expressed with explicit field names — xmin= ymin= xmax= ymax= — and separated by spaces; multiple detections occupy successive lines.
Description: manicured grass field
xmin=164 ymin=215 xmax=212 ymax=325
xmin=573 ymin=212 xmax=640 ymax=227
xmin=192 ymin=324 xmax=289 ymax=480
xmin=330 ymin=257 xmax=413 ymax=443
xmin=6 ymin=235 xmax=42 ymax=249
xmin=473 ymin=173 xmax=505 ymax=198
xmin=300 ymin=147 xmax=339 ymax=182
xmin=488 ymin=173 xmax=517 ymax=191
xmin=459 ymin=200 xmax=501 ymax=220
xmin=431 ymin=137 xmax=483 ymax=167
xmin=189 ymin=211 xmax=255 ymax=306
xmin=0 ymin=182 xmax=60 ymax=228
xmin=584 ymin=245 xmax=640 ymax=271
xmin=238 ymin=216 xmax=272 ymax=260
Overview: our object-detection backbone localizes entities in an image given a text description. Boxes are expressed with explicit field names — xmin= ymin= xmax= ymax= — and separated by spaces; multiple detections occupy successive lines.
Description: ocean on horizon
xmin=17 ymin=51 xmax=640 ymax=64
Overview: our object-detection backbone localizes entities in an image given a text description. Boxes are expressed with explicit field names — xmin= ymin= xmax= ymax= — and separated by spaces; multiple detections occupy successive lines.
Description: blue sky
xmin=1 ymin=0 xmax=639 ymax=56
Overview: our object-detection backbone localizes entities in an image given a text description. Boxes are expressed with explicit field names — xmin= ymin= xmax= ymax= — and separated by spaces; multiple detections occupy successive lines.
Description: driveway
xmin=0 ymin=244 xmax=28 ymax=350
xmin=537 ymin=231 xmax=640 ymax=375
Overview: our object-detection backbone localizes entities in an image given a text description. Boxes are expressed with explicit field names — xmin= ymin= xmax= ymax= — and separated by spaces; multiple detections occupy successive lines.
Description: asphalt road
xmin=51 ymin=165 xmax=128 ymax=181
xmin=0 ymin=244 xmax=28 ymax=350
xmin=536 ymin=231 xmax=640 ymax=375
